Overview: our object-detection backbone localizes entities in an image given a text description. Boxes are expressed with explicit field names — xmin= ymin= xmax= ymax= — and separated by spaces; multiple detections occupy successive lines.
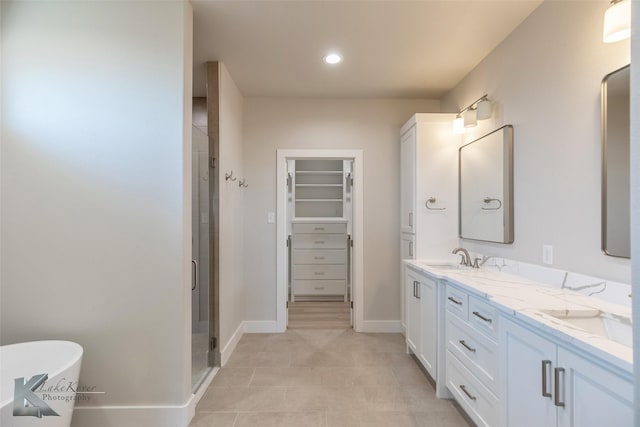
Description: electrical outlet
xmin=267 ymin=212 xmax=275 ymax=224
xmin=542 ymin=245 xmax=553 ymax=265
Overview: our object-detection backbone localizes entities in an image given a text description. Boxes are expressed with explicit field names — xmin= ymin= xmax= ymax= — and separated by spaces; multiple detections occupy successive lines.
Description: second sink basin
xmin=420 ymin=262 xmax=465 ymax=271
xmin=540 ymin=309 xmax=632 ymax=347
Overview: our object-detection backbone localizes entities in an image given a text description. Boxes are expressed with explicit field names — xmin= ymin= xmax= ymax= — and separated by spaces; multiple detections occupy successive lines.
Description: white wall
xmin=243 ymin=99 xmax=438 ymax=322
xmin=441 ymin=1 xmax=630 ymax=284
xmin=1 ymin=1 xmax=193 ymax=426
xmin=218 ymin=63 xmax=246 ymax=353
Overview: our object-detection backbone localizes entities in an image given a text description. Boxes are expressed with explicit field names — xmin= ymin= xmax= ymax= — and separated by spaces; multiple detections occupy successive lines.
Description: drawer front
xmin=446 ymin=285 xmax=468 ymax=320
xmin=293 ymin=249 xmax=346 ymax=265
xmin=293 ymin=264 xmax=346 ymax=280
xmin=294 ymin=280 xmax=346 ymax=295
xmin=469 ymin=296 xmax=499 ymax=339
xmin=292 ymin=223 xmax=347 ymax=234
xmin=293 ymin=234 xmax=346 ymax=249
xmin=446 ymin=313 xmax=498 ymax=395
xmin=446 ymin=351 xmax=498 ymax=427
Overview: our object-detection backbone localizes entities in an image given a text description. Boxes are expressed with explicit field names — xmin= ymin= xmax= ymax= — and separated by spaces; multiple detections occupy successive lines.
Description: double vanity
xmin=403 ymin=257 xmax=632 ymax=427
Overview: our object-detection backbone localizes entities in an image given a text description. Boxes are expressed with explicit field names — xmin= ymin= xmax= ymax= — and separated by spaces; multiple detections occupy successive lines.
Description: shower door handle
xmin=192 ymin=259 xmax=198 ymax=291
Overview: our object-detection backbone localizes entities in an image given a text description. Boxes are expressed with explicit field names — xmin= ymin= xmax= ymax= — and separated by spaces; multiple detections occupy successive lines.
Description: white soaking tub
xmin=0 ymin=341 xmax=83 ymax=427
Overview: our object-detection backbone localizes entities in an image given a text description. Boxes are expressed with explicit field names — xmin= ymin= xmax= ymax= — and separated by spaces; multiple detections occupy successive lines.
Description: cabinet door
xmin=419 ymin=277 xmax=437 ymax=379
xmin=502 ymin=319 xmax=557 ymax=427
xmin=556 ymin=346 xmax=632 ymax=427
xmin=400 ymin=126 xmax=416 ymax=234
xmin=405 ymin=270 xmax=421 ymax=353
xmin=400 ymin=232 xmax=415 ymax=260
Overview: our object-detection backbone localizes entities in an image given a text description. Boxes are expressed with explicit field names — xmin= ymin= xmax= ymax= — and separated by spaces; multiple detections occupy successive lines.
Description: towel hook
xmin=482 ymin=197 xmax=502 ymax=210
xmin=238 ymin=179 xmax=248 ymax=188
xmin=425 ymin=197 xmax=446 ymax=211
xmin=225 ymin=171 xmax=237 ymax=182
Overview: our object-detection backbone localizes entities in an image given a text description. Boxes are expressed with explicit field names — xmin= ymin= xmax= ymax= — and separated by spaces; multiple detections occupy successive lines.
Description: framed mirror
xmin=459 ymin=125 xmax=514 ymax=243
xmin=602 ymin=65 xmax=630 ymax=258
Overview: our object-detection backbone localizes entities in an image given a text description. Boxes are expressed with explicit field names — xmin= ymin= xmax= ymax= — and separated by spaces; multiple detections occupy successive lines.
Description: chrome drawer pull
xmin=314 ymin=256 xmax=325 ymax=260
xmin=314 ymin=241 xmax=325 ymax=244
xmin=459 ymin=340 xmax=476 ymax=353
xmin=314 ymin=227 xmax=325 ymax=231
xmin=459 ymin=385 xmax=476 ymax=401
xmin=314 ymin=287 xmax=325 ymax=290
xmin=314 ymin=272 xmax=325 ymax=275
xmin=472 ymin=311 xmax=493 ymax=323
xmin=448 ymin=296 xmax=462 ymax=305
xmin=541 ymin=360 xmax=552 ymax=398
xmin=554 ymin=367 xmax=565 ymax=407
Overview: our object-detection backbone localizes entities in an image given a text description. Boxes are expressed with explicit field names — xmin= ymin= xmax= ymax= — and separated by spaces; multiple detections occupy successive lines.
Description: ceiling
xmin=192 ymin=1 xmax=542 ymax=99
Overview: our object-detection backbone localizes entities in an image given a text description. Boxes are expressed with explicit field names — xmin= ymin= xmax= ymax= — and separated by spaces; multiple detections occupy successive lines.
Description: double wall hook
xmin=238 ymin=179 xmax=248 ymax=188
xmin=225 ymin=171 xmax=237 ymax=182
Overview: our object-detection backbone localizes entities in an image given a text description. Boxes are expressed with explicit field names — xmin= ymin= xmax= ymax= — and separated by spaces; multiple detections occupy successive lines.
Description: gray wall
xmin=242 ymin=98 xmax=438 ymax=322
xmin=441 ymin=0 xmax=630 ymax=283
xmin=1 ymin=0 xmax=193 ymax=423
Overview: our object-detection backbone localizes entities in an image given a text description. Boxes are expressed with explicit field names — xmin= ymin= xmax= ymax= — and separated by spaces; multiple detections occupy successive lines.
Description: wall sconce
xmin=603 ymin=0 xmax=630 ymax=43
xmin=452 ymin=94 xmax=492 ymax=134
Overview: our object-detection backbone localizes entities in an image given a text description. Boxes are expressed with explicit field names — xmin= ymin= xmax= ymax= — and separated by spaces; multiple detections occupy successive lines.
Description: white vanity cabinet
xmin=501 ymin=317 xmax=633 ymax=427
xmin=444 ymin=284 xmax=500 ymax=427
xmin=404 ymin=265 xmax=438 ymax=380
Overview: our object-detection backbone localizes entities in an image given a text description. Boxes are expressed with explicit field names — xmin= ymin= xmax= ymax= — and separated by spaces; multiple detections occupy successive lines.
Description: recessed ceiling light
xmin=324 ymin=53 xmax=342 ymax=65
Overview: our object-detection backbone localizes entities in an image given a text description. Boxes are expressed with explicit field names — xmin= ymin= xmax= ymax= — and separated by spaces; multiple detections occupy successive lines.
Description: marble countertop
xmin=405 ymin=260 xmax=633 ymax=374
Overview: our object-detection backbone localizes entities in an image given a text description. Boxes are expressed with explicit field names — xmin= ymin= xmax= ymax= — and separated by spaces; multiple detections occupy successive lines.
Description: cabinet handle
xmin=459 ymin=340 xmax=476 ymax=353
xmin=314 ymin=272 xmax=325 ymax=275
xmin=554 ymin=367 xmax=565 ymax=407
xmin=409 ymin=212 xmax=413 ymax=227
xmin=314 ymin=227 xmax=325 ymax=231
xmin=416 ymin=282 xmax=420 ymax=299
xmin=314 ymin=241 xmax=325 ymax=244
xmin=314 ymin=256 xmax=325 ymax=260
xmin=541 ymin=360 xmax=552 ymax=398
xmin=472 ymin=311 xmax=493 ymax=323
xmin=448 ymin=296 xmax=462 ymax=305
xmin=413 ymin=281 xmax=417 ymax=298
xmin=459 ymin=385 xmax=476 ymax=401
xmin=409 ymin=241 xmax=414 ymax=257
xmin=314 ymin=286 xmax=325 ymax=290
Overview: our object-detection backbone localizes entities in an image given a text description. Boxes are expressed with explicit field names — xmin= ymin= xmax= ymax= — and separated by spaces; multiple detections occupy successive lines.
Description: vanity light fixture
xmin=324 ymin=52 xmax=343 ymax=65
xmin=603 ymin=0 xmax=630 ymax=43
xmin=453 ymin=94 xmax=492 ymax=133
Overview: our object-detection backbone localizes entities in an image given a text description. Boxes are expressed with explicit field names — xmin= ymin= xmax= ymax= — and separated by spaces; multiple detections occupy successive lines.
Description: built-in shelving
xmin=293 ymin=159 xmax=345 ymax=218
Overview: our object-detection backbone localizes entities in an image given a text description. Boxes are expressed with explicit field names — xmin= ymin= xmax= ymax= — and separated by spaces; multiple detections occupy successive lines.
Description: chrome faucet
xmin=452 ymin=247 xmax=471 ymax=267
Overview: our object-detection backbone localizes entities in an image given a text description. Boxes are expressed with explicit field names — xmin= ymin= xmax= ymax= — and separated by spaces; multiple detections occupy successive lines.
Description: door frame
xmin=276 ymin=149 xmax=364 ymax=332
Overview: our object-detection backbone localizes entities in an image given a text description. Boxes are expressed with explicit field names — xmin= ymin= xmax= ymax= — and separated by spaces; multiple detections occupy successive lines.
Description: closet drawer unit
xmin=446 ymin=313 xmax=499 ymax=395
xmin=295 ymin=280 xmax=346 ymax=295
xmin=446 ymin=350 xmax=498 ymax=427
xmin=292 ymin=223 xmax=347 ymax=234
xmin=468 ymin=296 xmax=499 ymax=339
xmin=293 ymin=234 xmax=347 ymax=249
xmin=293 ymin=264 xmax=346 ymax=280
xmin=293 ymin=249 xmax=347 ymax=265
xmin=445 ymin=285 xmax=468 ymax=320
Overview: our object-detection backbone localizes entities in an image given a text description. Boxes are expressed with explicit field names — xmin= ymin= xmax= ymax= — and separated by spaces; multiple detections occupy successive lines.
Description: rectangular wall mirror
xmin=602 ymin=65 xmax=630 ymax=258
xmin=459 ymin=125 xmax=514 ymax=243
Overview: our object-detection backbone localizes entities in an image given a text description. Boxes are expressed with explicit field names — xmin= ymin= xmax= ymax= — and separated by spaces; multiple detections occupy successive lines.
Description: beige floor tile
xmin=401 ymin=384 xmax=450 ymax=412
xmin=284 ymin=386 xmax=328 ymax=411
xmin=326 ymin=410 xmax=418 ymax=427
xmin=290 ymin=351 xmax=355 ymax=367
xmin=250 ymin=367 xmax=322 ymax=387
xmin=234 ymin=411 xmax=325 ymax=427
xmin=392 ymin=364 xmax=433 ymax=386
xmin=210 ymin=367 xmax=255 ymax=387
xmin=225 ymin=351 xmax=291 ymax=368
xmin=412 ymin=409 xmax=472 ymax=427
xmin=197 ymin=386 xmax=287 ymax=412
xmin=318 ymin=366 xmax=398 ymax=387
xmin=189 ymin=412 xmax=238 ymax=427
xmin=324 ymin=386 xmax=369 ymax=412
xmin=363 ymin=386 xmax=408 ymax=411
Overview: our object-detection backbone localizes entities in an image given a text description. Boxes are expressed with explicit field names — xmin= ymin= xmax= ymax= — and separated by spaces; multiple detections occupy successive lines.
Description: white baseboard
xmin=221 ymin=322 xmax=244 ymax=367
xmin=359 ymin=320 xmax=403 ymax=333
xmin=243 ymin=320 xmax=281 ymax=333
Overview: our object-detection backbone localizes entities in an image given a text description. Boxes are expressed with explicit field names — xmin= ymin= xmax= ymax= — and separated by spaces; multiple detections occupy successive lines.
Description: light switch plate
xmin=267 ymin=212 xmax=275 ymax=224
xmin=542 ymin=245 xmax=553 ymax=265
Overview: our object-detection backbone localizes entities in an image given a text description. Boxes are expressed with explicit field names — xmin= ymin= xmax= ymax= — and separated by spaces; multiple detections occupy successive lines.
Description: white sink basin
xmin=419 ymin=262 xmax=465 ymax=271
xmin=540 ymin=309 xmax=632 ymax=347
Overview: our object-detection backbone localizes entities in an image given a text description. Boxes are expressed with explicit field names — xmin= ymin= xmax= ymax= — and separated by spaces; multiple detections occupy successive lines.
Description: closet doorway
xmin=276 ymin=150 xmax=364 ymax=332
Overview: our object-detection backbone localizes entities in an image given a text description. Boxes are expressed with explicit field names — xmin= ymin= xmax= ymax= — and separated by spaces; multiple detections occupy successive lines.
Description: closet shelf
xmin=296 ymin=199 xmax=343 ymax=202
xmin=295 ymin=171 xmax=343 ymax=175
xmin=295 ymin=184 xmax=343 ymax=187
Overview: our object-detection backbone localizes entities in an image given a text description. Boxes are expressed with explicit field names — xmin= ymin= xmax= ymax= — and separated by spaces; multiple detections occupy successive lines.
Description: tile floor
xmin=190 ymin=328 xmax=473 ymax=427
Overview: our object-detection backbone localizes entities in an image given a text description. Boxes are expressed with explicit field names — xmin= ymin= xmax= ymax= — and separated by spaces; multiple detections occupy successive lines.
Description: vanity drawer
xmin=293 ymin=249 xmax=346 ymax=265
xmin=293 ymin=264 xmax=346 ymax=280
xmin=447 ymin=313 xmax=498 ymax=395
xmin=294 ymin=280 xmax=346 ymax=295
xmin=292 ymin=223 xmax=347 ymax=234
xmin=293 ymin=234 xmax=347 ymax=249
xmin=469 ymin=296 xmax=499 ymax=339
xmin=446 ymin=350 xmax=498 ymax=427
xmin=446 ymin=285 xmax=468 ymax=320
